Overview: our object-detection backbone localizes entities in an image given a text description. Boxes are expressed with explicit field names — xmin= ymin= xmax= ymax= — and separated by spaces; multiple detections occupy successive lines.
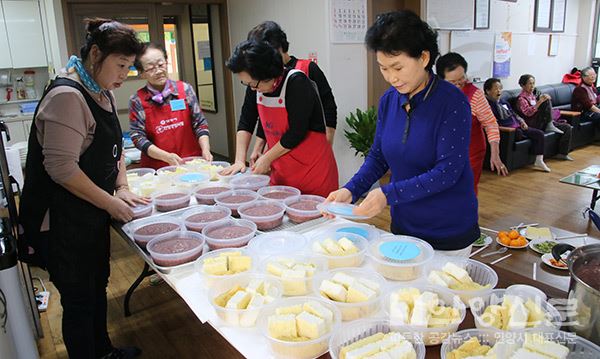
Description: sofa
xmin=484 ymin=82 xmax=599 ymax=171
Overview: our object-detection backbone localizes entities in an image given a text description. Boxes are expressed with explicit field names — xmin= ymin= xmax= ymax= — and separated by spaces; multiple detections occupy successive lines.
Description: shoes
xmin=545 ymin=122 xmax=564 ymax=134
xmin=533 ymin=161 xmax=551 ymax=172
xmin=101 ymin=347 xmax=142 ymax=359
xmin=555 ymin=154 xmax=574 ymax=161
xmin=149 ymin=273 xmax=163 ymax=286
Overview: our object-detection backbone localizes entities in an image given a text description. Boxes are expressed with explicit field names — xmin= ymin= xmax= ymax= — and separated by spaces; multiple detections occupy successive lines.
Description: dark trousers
xmin=54 ymin=276 xmax=113 ymax=359
xmin=555 ymin=122 xmax=573 ymax=155
xmin=515 ymin=127 xmax=545 ymax=155
xmin=526 ymin=101 xmax=572 ymax=155
xmin=582 ymin=110 xmax=600 ymax=129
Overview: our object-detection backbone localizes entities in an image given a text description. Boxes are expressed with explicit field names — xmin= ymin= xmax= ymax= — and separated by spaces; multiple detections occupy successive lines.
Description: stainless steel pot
xmin=554 ymin=243 xmax=600 ymax=345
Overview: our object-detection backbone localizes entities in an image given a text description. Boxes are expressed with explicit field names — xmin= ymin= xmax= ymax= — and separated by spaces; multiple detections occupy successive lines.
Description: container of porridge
xmin=238 ymin=200 xmax=286 ymax=230
xmin=194 ymin=184 xmax=232 ymax=205
xmin=146 ymin=231 xmax=205 ymax=267
xmin=131 ymin=217 xmax=183 ymax=248
xmin=182 ymin=205 xmax=232 ymax=232
xmin=230 ymin=174 xmax=270 ymax=191
xmin=152 ymin=189 xmax=191 ymax=212
xmin=257 ymin=185 xmax=301 ymax=202
xmin=130 ymin=201 xmax=153 ymax=220
xmin=202 ymin=218 xmax=257 ymax=250
xmin=214 ymin=189 xmax=259 ymax=216
xmin=284 ymin=195 xmax=325 ymax=223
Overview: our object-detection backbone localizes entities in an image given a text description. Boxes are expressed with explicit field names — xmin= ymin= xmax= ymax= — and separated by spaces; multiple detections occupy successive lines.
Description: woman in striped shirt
xmin=436 ymin=53 xmax=507 ymax=195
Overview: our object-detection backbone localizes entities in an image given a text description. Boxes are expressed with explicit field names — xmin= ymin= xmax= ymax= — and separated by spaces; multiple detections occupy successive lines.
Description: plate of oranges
xmin=496 ymin=230 xmax=528 ymax=249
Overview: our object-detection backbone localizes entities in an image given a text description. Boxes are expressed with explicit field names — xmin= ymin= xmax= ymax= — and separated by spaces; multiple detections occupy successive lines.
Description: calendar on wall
xmin=330 ymin=0 xmax=367 ymax=43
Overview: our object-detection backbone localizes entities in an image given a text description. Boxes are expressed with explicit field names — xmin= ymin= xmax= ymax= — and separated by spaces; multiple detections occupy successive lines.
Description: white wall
xmin=41 ymin=0 xmax=69 ymax=72
xmin=227 ymin=0 xmax=367 ymax=185
xmin=437 ymin=0 xmax=595 ymax=89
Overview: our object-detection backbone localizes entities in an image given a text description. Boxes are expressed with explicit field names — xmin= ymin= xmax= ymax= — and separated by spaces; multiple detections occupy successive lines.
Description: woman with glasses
xmin=222 ymin=40 xmax=338 ymax=197
xmin=129 ymin=42 xmax=212 ymax=169
xmin=436 ymin=52 xmax=507 ymax=194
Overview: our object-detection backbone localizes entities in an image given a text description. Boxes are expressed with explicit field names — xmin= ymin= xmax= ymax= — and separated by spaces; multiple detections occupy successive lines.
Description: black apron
xmin=19 ymin=78 xmax=122 ymax=284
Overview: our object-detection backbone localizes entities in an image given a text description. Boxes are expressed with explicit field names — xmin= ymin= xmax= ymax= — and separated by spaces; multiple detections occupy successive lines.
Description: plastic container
xmin=216 ymin=169 xmax=245 ymax=183
xmin=247 ymin=231 xmax=308 ymax=257
xmin=208 ymin=273 xmax=283 ymax=327
xmin=130 ymin=217 xmax=183 ymax=249
xmin=202 ymin=218 xmax=257 ymax=250
xmin=146 ymin=230 xmax=205 ymax=267
xmin=194 ymin=183 xmax=232 ymax=205
xmin=173 ymin=172 xmax=209 ymax=191
xmin=315 ymin=268 xmax=386 ymax=321
xmin=230 ymin=174 xmax=270 ymax=191
xmin=260 ymin=254 xmax=327 ymax=296
xmin=181 ymin=156 xmax=207 ymax=171
xmin=310 ymin=231 xmax=368 ymax=269
xmin=318 ymin=222 xmax=381 ymax=243
xmin=258 ymin=185 xmax=301 ymax=202
xmin=258 ymin=296 xmax=342 ymax=359
xmin=156 ymin=165 xmax=188 ymax=184
xmin=440 ymin=329 xmax=513 ymax=359
xmin=284 ymin=195 xmax=325 ymax=224
xmin=471 ymin=289 xmax=561 ymax=332
xmin=130 ymin=201 xmax=153 ymax=220
xmin=505 ymin=284 xmax=548 ymax=302
xmin=214 ymin=189 xmax=259 ymax=216
xmin=329 ymin=319 xmax=426 ymax=359
xmin=367 ymin=235 xmax=435 ymax=281
xmin=126 ymin=168 xmax=155 ymax=188
xmin=195 ymin=246 xmax=255 ymax=288
xmin=205 ymin=161 xmax=232 ymax=181
xmin=152 ymin=188 xmax=191 ymax=212
xmin=427 ymin=257 xmax=498 ymax=308
xmin=238 ymin=200 xmax=286 ymax=230
xmin=182 ymin=205 xmax=231 ymax=232
xmin=383 ymin=283 xmax=466 ymax=346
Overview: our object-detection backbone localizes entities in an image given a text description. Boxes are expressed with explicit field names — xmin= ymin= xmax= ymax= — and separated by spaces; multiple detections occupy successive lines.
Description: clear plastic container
xmin=130 ymin=201 xmax=153 ymax=220
xmin=238 ymin=199 xmax=286 ymax=230
xmin=173 ymin=172 xmax=209 ymax=191
xmin=329 ymin=319 xmax=426 ymax=359
xmin=258 ymin=296 xmax=342 ymax=359
xmin=205 ymin=161 xmax=232 ymax=181
xmin=284 ymin=195 xmax=325 ymax=224
xmin=181 ymin=156 xmax=207 ymax=171
xmin=309 ymin=231 xmax=368 ymax=269
xmin=258 ymin=185 xmax=301 ymax=202
xmin=247 ymin=231 xmax=308 ymax=257
xmin=193 ymin=183 xmax=232 ymax=205
xmin=471 ymin=289 xmax=561 ymax=332
xmin=440 ymin=329 xmax=513 ymax=359
xmin=427 ymin=257 xmax=498 ymax=308
xmin=216 ymin=169 xmax=245 ymax=183
xmin=367 ymin=235 xmax=435 ymax=281
xmin=318 ymin=222 xmax=381 ymax=243
xmin=208 ymin=273 xmax=283 ymax=327
xmin=214 ymin=189 xmax=259 ymax=216
xmin=156 ymin=165 xmax=189 ymax=184
xmin=130 ymin=217 xmax=183 ymax=249
xmin=202 ymin=218 xmax=257 ymax=250
xmin=146 ymin=230 xmax=205 ymax=267
xmin=182 ymin=205 xmax=231 ymax=232
xmin=230 ymin=174 xmax=270 ymax=191
xmin=383 ymin=283 xmax=466 ymax=346
xmin=260 ymin=254 xmax=327 ymax=296
xmin=314 ymin=268 xmax=386 ymax=321
xmin=195 ymin=246 xmax=255 ymax=288
xmin=126 ymin=168 xmax=155 ymax=188
xmin=152 ymin=188 xmax=191 ymax=212
xmin=506 ymin=284 xmax=548 ymax=302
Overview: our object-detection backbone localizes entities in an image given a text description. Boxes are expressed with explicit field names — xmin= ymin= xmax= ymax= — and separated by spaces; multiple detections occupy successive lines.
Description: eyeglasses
xmin=143 ymin=60 xmax=168 ymax=74
xmin=240 ymin=79 xmax=260 ymax=89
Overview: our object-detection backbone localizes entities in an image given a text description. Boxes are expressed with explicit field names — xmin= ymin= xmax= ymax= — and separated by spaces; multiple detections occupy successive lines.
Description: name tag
xmin=530 ymin=100 xmax=536 ymax=106
xmin=502 ymin=104 xmax=509 ymax=110
xmin=170 ymin=99 xmax=186 ymax=111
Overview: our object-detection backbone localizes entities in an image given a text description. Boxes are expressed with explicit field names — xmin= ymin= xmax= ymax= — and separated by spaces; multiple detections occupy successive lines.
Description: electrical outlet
xmin=36 ymin=291 xmax=50 ymax=312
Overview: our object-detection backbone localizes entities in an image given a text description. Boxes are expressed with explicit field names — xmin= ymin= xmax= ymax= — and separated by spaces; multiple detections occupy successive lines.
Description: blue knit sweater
xmin=344 ymin=75 xmax=480 ymax=250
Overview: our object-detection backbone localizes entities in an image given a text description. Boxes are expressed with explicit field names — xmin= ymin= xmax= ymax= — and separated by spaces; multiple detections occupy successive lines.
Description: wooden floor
xmin=35 ymin=144 xmax=600 ymax=359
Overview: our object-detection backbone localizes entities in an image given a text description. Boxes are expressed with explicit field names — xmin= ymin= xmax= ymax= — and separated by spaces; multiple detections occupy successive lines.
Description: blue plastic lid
xmin=379 ymin=241 xmax=421 ymax=261
xmin=336 ymin=227 xmax=369 ymax=239
xmin=179 ymin=173 xmax=207 ymax=183
xmin=317 ymin=202 xmax=370 ymax=219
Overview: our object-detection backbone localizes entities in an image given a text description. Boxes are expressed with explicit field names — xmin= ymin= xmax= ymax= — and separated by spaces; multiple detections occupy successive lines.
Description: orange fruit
xmin=510 ymin=239 xmax=521 ymax=247
xmin=517 ymin=238 xmax=527 ymax=247
xmin=499 ymin=231 xmax=509 ymax=238
xmin=501 ymin=237 xmax=512 ymax=246
xmin=508 ymin=230 xmax=520 ymax=239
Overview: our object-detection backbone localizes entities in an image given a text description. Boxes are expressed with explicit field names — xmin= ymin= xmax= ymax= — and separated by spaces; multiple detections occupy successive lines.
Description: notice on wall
xmin=330 ymin=0 xmax=367 ymax=43
xmin=493 ymin=32 xmax=512 ymax=78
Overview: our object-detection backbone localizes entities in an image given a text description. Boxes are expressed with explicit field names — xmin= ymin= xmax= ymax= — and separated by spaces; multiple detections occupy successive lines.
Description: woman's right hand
xmin=322 ymin=188 xmax=353 ymax=219
xmin=220 ymin=161 xmax=246 ymax=176
xmin=163 ymin=152 xmax=184 ymax=166
xmin=105 ymin=196 xmax=134 ymax=222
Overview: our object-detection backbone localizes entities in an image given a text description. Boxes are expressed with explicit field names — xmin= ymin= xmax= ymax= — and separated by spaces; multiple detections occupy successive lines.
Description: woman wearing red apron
xmin=436 ymin=53 xmax=508 ymax=194
xmin=129 ymin=43 xmax=212 ymax=169
xmin=222 ymin=40 xmax=338 ymax=197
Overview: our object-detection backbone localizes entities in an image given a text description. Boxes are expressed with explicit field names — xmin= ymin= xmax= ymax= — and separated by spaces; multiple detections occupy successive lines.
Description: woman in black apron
xmin=19 ymin=18 xmax=146 ymax=359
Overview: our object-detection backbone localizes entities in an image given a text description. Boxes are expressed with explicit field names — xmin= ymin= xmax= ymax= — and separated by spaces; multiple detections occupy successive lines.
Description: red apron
xmin=257 ymin=70 xmax=338 ymax=197
xmin=462 ymin=82 xmax=486 ymax=195
xmin=294 ymin=58 xmax=311 ymax=74
xmin=136 ymin=81 xmax=201 ymax=169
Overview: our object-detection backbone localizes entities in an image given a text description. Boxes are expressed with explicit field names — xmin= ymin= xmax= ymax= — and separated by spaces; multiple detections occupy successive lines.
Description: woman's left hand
xmin=116 ymin=189 xmax=150 ymax=207
xmin=251 ymin=155 xmax=271 ymax=174
xmin=353 ymin=188 xmax=387 ymax=218
xmin=202 ymin=151 xmax=214 ymax=162
xmin=490 ymin=154 xmax=509 ymax=176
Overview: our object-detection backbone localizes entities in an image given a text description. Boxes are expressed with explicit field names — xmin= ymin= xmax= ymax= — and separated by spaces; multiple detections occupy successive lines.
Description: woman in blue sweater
xmin=327 ymin=11 xmax=479 ymax=254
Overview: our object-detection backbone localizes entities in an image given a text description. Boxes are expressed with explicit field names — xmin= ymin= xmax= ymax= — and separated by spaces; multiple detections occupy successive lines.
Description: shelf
xmin=0 ymin=98 xmax=40 ymax=105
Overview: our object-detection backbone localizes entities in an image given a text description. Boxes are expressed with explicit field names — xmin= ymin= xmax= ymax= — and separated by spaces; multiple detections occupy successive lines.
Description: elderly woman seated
xmin=484 ymin=78 xmax=550 ymax=172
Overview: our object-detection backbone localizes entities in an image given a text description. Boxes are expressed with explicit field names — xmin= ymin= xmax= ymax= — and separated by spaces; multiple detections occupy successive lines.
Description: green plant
xmin=344 ymin=107 xmax=377 ymax=158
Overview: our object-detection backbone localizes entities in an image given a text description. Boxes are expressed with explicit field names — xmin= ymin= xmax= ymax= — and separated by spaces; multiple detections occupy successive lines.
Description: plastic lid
xmin=379 ymin=241 xmax=421 ymax=261
xmin=178 ymin=172 xmax=208 ymax=183
xmin=317 ymin=202 xmax=370 ymax=220
xmin=247 ymin=231 xmax=308 ymax=256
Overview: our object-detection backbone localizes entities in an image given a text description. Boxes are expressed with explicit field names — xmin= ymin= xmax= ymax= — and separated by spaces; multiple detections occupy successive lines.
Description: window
xmin=191 ymin=4 xmax=218 ymax=112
